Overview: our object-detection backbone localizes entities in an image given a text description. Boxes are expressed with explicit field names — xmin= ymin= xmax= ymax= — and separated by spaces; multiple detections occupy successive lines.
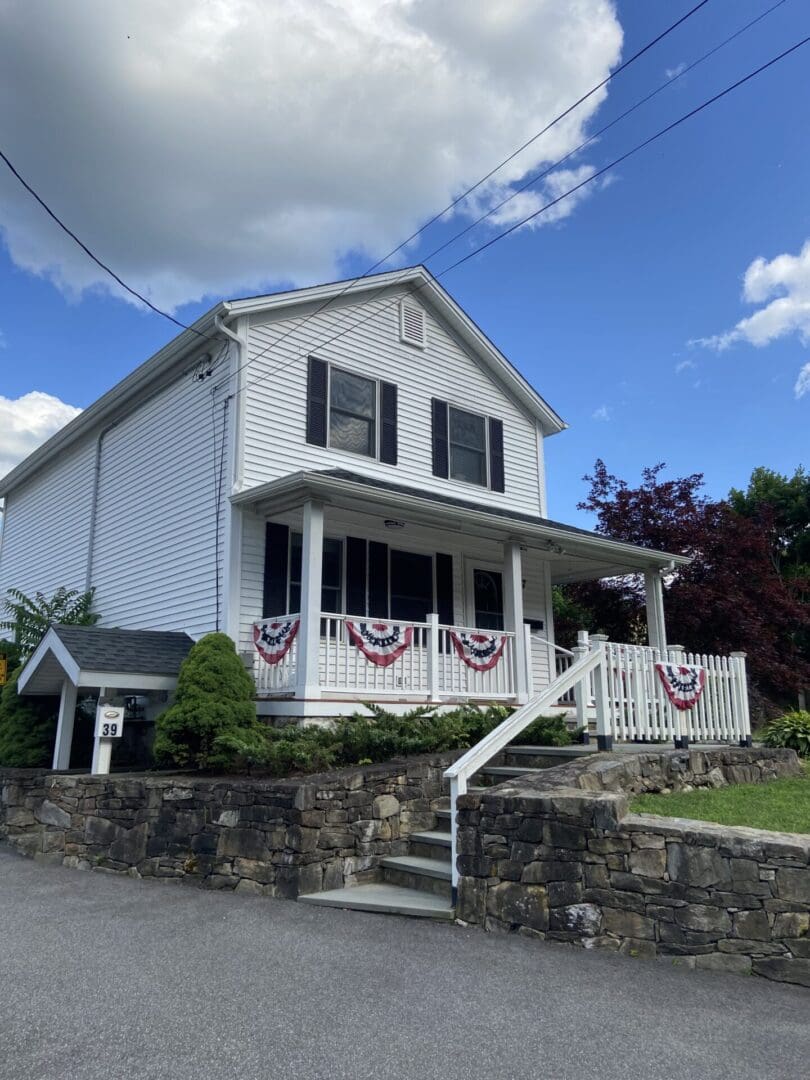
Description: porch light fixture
xmin=544 ymin=540 xmax=566 ymax=556
xmin=384 ymin=519 xmax=405 ymax=529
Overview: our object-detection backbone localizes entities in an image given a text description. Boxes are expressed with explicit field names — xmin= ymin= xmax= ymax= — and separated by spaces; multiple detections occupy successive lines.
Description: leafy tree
xmin=152 ymin=633 xmax=267 ymax=771
xmin=564 ymin=460 xmax=810 ymax=708
xmin=0 ymin=666 xmax=58 ymax=768
xmin=730 ymin=466 xmax=810 ymax=580
xmin=0 ymin=586 xmax=100 ymax=660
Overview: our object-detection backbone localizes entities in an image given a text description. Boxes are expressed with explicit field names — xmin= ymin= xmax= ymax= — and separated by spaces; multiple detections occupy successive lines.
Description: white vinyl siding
xmin=0 ymin=439 xmax=96 ymax=600
xmin=241 ymin=286 xmax=544 ymax=515
xmin=90 ymin=372 xmax=228 ymax=637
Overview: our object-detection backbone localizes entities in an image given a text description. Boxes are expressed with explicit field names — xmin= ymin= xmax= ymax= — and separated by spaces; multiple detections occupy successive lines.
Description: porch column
xmin=644 ymin=571 xmax=667 ymax=653
xmin=296 ymin=500 xmax=324 ymax=700
xmin=503 ymin=541 xmax=529 ymax=704
xmin=52 ymin=679 xmax=77 ymax=770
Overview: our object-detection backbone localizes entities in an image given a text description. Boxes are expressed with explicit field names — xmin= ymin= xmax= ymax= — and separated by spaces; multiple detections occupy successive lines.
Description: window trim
xmin=326 ymin=364 xmax=380 ymax=460
xmin=447 ymin=403 xmax=490 ymax=489
xmin=287 ymin=531 xmax=346 ymax=615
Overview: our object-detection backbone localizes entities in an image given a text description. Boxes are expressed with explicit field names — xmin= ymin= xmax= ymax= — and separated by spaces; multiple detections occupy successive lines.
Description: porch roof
xmin=231 ymin=469 xmax=690 ymax=584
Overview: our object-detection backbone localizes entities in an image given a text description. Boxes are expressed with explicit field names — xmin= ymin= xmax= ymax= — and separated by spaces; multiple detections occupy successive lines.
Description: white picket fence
xmin=592 ymin=638 xmax=751 ymax=746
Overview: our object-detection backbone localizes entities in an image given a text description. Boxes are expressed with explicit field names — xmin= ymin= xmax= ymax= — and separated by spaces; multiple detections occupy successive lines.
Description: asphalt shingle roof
xmin=51 ymin=625 xmax=194 ymax=676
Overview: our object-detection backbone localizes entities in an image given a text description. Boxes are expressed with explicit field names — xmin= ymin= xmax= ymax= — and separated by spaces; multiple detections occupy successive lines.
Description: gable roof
xmin=0 ymin=266 xmax=564 ymax=498
xmin=17 ymin=624 xmax=194 ymax=695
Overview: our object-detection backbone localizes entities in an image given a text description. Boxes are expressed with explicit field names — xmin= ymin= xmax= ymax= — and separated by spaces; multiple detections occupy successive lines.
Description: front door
xmin=470 ymin=565 xmax=504 ymax=630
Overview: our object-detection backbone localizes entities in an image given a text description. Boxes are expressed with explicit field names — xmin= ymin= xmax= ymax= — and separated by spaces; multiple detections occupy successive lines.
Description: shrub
xmin=152 ymin=633 xmax=267 ymax=770
xmin=1 ymin=586 xmax=100 ymax=660
xmin=0 ymin=666 xmax=58 ymax=768
xmin=761 ymin=711 xmax=810 ymax=757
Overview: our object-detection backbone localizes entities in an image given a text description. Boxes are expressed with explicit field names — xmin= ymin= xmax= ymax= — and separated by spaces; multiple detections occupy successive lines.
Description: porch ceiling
xmin=231 ymin=469 xmax=689 ymax=583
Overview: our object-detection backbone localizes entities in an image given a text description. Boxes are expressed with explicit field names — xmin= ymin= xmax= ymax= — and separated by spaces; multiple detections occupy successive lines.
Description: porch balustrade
xmin=253 ymin=612 xmax=519 ymax=701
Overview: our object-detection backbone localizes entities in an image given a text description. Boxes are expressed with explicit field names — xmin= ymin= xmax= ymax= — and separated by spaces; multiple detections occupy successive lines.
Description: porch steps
xmin=298 ymin=883 xmax=455 ymax=919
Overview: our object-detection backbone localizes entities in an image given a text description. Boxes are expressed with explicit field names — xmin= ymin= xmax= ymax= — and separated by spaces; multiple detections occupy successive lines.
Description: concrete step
xmin=507 ymin=744 xmax=596 ymax=758
xmin=476 ymin=765 xmax=542 ymax=780
xmin=409 ymin=829 xmax=451 ymax=849
xmin=380 ymin=855 xmax=452 ymax=899
xmin=299 ymin=883 xmax=455 ymax=920
xmin=434 ymin=808 xmax=451 ymax=823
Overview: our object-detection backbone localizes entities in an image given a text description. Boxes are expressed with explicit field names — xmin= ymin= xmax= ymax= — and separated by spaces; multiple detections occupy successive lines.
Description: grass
xmin=630 ymin=762 xmax=810 ymax=835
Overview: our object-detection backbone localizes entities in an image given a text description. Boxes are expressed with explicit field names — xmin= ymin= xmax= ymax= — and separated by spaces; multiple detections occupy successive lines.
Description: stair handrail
xmin=444 ymin=635 xmax=605 ymax=894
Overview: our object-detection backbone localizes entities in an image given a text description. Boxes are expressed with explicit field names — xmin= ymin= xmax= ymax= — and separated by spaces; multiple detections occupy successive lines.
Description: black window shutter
xmin=306 ymin=357 xmax=328 ymax=446
xmin=488 ymin=417 xmax=505 ymax=492
xmin=380 ymin=382 xmax=398 ymax=465
xmin=368 ymin=541 xmax=389 ymax=618
xmin=345 ymin=537 xmax=368 ymax=617
xmin=435 ymin=553 xmax=454 ymax=625
xmin=262 ymin=523 xmax=289 ymax=617
xmin=431 ymin=399 xmax=449 ymax=478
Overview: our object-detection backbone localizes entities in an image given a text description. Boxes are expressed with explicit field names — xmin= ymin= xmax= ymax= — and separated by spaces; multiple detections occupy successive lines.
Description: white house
xmin=1 ymin=266 xmax=750 ymax=762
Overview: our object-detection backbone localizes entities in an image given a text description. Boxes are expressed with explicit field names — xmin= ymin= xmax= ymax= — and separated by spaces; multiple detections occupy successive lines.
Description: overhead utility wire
xmin=0 ymin=0 xmax=712 ymax=356
xmin=0 ymin=146 xmax=209 ymax=340
xmin=208 ymin=0 xmax=714 ymax=388
xmin=266 ymin=33 xmax=810 ymax=369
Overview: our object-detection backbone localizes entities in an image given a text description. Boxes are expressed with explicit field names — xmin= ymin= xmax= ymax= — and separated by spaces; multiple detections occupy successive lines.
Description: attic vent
xmin=399 ymin=300 xmax=426 ymax=348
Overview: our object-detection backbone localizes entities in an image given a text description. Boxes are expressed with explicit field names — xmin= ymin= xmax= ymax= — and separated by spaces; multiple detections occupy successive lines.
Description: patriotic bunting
xmin=254 ymin=618 xmax=300 ymax=665
xmin=654 ymin=662 xmax=706 ymax=711
xmin=345 ymin=621 xmax=413 ymax=667
xmin=449 ymin=630 xmax=507 ymax=672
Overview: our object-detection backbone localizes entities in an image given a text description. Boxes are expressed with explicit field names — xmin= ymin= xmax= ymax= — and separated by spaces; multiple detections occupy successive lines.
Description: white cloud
xmin=665 ymin=62 xmax=687 ymax=80
xmin=691 ymin=239 xmax=810 ymax=398
xmin=675 ymin=358 xmax=696 ymax=374
xmin=592 ymin=404 xmax=612 ymax=421
xmin=0 ymin=1 xmax=623 ymax=311
xmin=0 ymin=392 xmax=82 ymax=479
xmin=796 ymin=363 xmax=810 ymax=399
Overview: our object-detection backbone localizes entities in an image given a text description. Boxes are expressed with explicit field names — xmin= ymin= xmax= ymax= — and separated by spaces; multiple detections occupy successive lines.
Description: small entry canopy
xmin=17 ymin=625 xmax=194 ymax=771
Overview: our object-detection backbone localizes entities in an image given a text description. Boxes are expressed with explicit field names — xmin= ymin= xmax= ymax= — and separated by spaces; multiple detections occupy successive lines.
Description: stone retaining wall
xmin=0 ymin=754 xmax=456 ymax=897
xmin=456 ymin=746 xmax=810 ymax=987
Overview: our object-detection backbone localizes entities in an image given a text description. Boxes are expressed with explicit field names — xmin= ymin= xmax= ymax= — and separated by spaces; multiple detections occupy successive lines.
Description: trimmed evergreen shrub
xmin=761 ymin=711 xmax=810 ymax=757
xmin=152 ymin=633 xmax=267 ymax=770
xmin=0 ymin=666 xmax=58 ymax=768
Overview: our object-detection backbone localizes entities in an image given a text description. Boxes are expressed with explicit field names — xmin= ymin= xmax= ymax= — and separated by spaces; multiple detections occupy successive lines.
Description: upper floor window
xmin=448 ymin=406 xmax=487 ymax=486
xmin=329 ymin=368 xmax=376 ymax=457
xmin=431 ymin=398 xmax=505 ymax=492
xmin=306 ymin=356 xmax=398 ymax=465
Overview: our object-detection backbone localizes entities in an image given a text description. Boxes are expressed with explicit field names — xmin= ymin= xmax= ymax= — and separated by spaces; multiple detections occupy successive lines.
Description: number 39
xmin=102 ymin=723 xmax=118 ymax=737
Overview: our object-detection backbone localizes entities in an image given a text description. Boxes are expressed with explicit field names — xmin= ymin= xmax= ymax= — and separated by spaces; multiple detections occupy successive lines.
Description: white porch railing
xmin=253 ymin=613 xmax=519 ymax=701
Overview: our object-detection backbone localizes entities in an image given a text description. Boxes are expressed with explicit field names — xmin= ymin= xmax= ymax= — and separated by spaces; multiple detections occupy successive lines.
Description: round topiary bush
xmin=152 ymin=633 xmax=267 ymax=771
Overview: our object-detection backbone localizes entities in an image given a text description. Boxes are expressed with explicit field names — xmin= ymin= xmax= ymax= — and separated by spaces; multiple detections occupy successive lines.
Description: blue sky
xmin=0 ymin=0 xmax=808 ymax=526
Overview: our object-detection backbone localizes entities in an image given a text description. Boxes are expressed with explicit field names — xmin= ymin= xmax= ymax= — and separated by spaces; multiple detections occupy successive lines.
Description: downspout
xmin=85 ymin=422 xmax=117 ymax=592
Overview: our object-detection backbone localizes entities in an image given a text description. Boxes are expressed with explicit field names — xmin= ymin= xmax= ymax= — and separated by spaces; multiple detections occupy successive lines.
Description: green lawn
xmin=630 ymin=762 xmax=810 ymax=834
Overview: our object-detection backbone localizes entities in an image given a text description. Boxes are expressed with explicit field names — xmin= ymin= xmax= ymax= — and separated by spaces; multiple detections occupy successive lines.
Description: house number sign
xmin=95 ymin=705 xmax=125 ymax=739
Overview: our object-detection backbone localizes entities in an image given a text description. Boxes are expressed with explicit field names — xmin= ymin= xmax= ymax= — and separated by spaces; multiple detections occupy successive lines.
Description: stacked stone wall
xmin=0 ymin=754 xmax=456 ymax=898
xmin=456 ymin=747 xmax=810 ymax=987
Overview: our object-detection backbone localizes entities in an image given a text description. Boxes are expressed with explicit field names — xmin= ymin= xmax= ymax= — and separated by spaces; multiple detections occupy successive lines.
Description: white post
xmin=644 ymin=571 xmax=667 ymax=652
xmin=589 ymin=634 xmax=611 ymax=750
xmin=427 ymin=613 xmax=440 ymax=701
xmin=523 ymin=622 xmax=534 ymax=698
xmin=449 ymin=772 xmax=467 ymax=897
xmin=572 ymin=630 xmax=589 ymax=741
xmin=667 ymin=645 xmax=687 ymax=749
xmin=730 ymin=652 xmax=752 ymax=746
xmin=52 ymin=679 xmax=78 ymax=770
xmin=503 ymin=541 xmax=528 ymax=704
xmin=296 ymin=500 xmax=324 ymax=700
xmin=90 ymin=687 xmax=113 ymax=775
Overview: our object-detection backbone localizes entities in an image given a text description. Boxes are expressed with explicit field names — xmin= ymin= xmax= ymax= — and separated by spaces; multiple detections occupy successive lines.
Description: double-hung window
xmin=289 ymin=533 xmax=344 ymax=613
xmin=329 ymin=368 xmax=377 ymax=457
xmin=448 ymin=406 xmax=487 ymax=487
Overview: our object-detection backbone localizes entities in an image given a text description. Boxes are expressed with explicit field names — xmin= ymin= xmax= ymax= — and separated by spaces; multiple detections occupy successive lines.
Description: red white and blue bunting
xmin=254 ymin=618 xmax=300 ymax=665
xmin=345 ymin=621 xmax=413 ymax=667
xmin=654 ymin=662 xmax=706 ymax=711
xmin=449 ymin=630 xmax=507 ymax=672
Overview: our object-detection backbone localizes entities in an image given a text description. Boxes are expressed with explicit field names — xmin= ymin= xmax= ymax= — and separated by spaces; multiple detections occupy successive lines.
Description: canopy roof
xmin=18 ymin=625 xmax=194 ymax=695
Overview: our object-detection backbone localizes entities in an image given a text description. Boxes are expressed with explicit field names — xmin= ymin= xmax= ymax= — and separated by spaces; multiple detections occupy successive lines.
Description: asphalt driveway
xmin=0 ymin=847 xmax=807 ymax=1080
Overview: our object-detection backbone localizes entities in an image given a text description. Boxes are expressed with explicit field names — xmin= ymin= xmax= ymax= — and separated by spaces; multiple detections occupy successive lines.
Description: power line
xmin=210 ymin=0 xmax=715 ymax=392
xmin=245 ymin=32 xmax=809 ymax=376
xmin=0 ymin=147 xmax=210 ymax=340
